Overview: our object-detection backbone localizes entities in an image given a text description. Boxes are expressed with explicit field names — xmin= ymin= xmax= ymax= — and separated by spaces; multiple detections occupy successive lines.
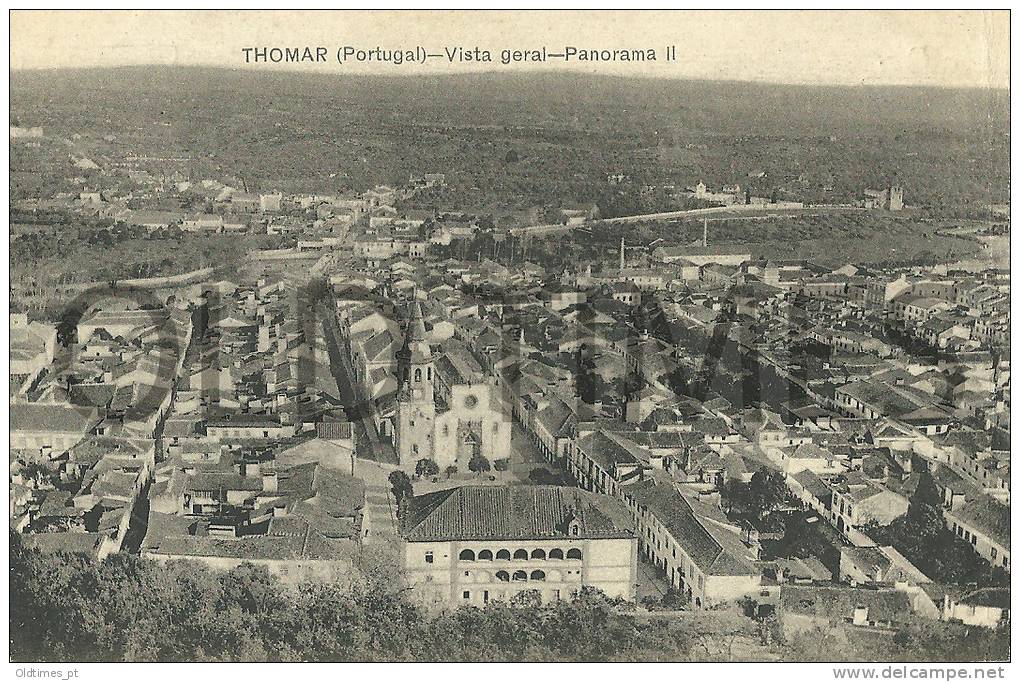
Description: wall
xmin=144 ymin=552 xmax=354 ymax=585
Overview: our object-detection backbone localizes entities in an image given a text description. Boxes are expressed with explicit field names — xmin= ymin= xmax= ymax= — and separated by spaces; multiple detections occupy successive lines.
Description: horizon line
xmin=8 ymin=63 xmax=1012 ymax=92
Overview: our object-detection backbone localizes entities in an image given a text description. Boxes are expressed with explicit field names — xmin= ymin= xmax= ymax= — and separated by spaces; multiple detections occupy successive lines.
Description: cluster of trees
xmin=414 ymin=457 xmax=507 ymax=480
xmin=388 ymin=470 xmax=414 ymax=518
xmin=11 ymin=538 xmax=701 ymax=662
xmin=864 ymin=473 xmax=1009 ymax=587
xmin=721 ymin=468 xmax=791 ymax=522
xmin=468 ymin=452 xmax=492 ymax=475
xmin=780 ymin=620 xmax=1010 ymax=663
xmin=11 ymin=535 xmax=1008 ymax=662
xmin=595 ymin=184 xmax=717 ymax=220
xmin=575 ymin=344 xmax=611 ymax=405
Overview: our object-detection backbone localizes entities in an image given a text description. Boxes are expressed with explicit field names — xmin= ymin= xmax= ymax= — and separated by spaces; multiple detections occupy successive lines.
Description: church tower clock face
xmin=463 ymin=394 xmax=478 ymax=409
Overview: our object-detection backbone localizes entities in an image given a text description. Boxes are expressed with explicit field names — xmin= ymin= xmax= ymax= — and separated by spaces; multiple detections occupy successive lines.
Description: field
xmin=510 ymin=212 xmax=985 ymax=270
xmin=10 ymin=222 xmax=281 ymax=319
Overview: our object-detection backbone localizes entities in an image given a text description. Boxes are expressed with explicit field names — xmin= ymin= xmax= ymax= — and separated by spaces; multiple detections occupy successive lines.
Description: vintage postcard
xmin=7 ymin=9 xmax=1011 ymax=671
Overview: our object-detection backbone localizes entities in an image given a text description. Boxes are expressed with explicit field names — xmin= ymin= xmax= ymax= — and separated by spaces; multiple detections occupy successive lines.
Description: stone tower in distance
xmin=888 ymin=186 xmax=904 ymax=211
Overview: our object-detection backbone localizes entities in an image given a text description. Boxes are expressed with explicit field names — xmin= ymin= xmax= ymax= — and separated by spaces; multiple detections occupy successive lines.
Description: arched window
xmin=496 ymin=549 xmax=511 ymax=560
xmin=427 ymin=367 xmax=432 ymax=381
xmin=530 ymin=549 xmax=546 ymax=560
xmin=530 ymin=570 xmax=546 ymax=581
xmin=566 ymin=548 xmax=582 ymax=560
xmin=459 ymin=549 xmax=475 ymax=561
xmin=548 ymin=548 xmax=564 ymax=560
xmin=414 ymin=368 xmax=422 ymax=382
xmin=513 ymin=549 xmax=528 ymax=560
xmin=512 ymin=570 xmax=528 ymax=582
xmin=495 ymin=570 xmax=510 ymax=582
xmin=478 ymin=549 xmax=493 ymax=561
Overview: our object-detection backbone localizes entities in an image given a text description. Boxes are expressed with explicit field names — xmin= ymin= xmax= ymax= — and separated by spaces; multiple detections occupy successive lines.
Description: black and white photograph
xmin=6 ymin=9 xmax=1012 ymax=669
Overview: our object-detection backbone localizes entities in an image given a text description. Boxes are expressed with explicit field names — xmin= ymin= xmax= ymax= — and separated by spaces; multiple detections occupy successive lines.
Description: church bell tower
xmin=395 ymin=300 xmax=435 ymax=467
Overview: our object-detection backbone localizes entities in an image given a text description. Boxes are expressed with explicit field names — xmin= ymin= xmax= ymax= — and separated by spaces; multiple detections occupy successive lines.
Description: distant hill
xmin=9 ymin=66 xmax=1010 ymax=208
xmin=11 ymin=66 xmax=1009 ymax=131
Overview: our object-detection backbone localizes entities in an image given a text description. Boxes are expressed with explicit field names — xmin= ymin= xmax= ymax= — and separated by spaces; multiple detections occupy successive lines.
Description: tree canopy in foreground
xmin=9 ymin=534 xmax=1007 ymax=663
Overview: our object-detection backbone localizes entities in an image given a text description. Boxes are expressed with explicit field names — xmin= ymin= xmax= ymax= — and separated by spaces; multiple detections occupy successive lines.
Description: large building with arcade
xmin=400 ymin=484 xmax=637 ymax=607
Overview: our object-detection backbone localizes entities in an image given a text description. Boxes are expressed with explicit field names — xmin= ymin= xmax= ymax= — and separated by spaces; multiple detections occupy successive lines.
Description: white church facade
xmin=395 ymin=302 xmax=512 ymax=470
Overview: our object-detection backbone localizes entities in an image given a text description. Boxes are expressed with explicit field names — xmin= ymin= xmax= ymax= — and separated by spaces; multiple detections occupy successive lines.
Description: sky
xmin=9 ymin=10 xmax=1011 ymax=89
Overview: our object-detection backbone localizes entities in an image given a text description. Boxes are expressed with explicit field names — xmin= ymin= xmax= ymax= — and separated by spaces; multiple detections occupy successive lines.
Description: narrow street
xmin=636 ymin=560 xmax=672 ymax=602
xmin=320 ymin=313 xmax=398 ymax=465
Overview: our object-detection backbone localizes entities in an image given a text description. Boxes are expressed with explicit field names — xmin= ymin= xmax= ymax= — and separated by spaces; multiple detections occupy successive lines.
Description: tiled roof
xmin=359 ymin=329 xmax=396 ymax=363
xmin=402 ymin=485 xmax=634 ymax=542
xmin=146 ymin=524 xmax=358 ymax=562
xmin=36 ymin=490 xmax=81 ymax=518
xmin=949 ymin=497 xmax=1010 ymax=549
xmin=144 ymin=463 xmax=366 ymax=558
xmin=68 ymin=436 xmax=150 ymax=468
xmin=792 ymin=470 xmax=833 ymax=502
xmin=959 ymin=587 xmax=1010 ymax=609
xmin=576 ymin=430 xmax=649 ymax=470
xmin=68 ymin=383 xmax=117 ymax=408
xmin=779 ymin=585 xmax=914 ymax=623
xmin=22 ymin=532 xmax=106 ymax=555
xmin=187 ymin=472 xmax=264 ymax=493
xmin=534 ymin=396 xmax=575 ymax=437
xmin=10 ymin=403 xmax=100 ymax=434
xmin=625 ymin=481 xmax=757 ymax=577
xmin=316 ymin=421 xmax=353 ymax=441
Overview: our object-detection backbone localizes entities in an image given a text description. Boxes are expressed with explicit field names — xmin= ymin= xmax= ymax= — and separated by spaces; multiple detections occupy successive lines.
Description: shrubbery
xmin=11 ymin=535 xmax=695 ymax=662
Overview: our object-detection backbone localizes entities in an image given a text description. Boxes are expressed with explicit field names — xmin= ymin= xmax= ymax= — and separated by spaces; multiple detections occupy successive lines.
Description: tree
xmin=575 ymin=345 xmax=604 ymax=404
xmin=414 ymin=458 xmax=440 ymax=479
xmin=388 ymin=470 xmax=414 ymax=506
xmin=509 ymin=589 xmax=542 ymax=610
xmin=528 ymin=468 xmax=559 ymax=485
xmin=747 ymin=468 xmax=789 ymax=517
xmin=444 ymin=465 xmax=458 ymax=479
xmin=468 ymin=453 xmax=491 ymax=475
xmin=770 ymin=511 xmax=833 ymax=563
xmin=9 ymin=538 xmax=1008 ymax=663
xmin=903 ymin=471 xmax=947 ymax=541
xmin=863 ymin=470 xmax=1009 ymax=587
xmin=660 ymin=586 xmax=686 ymax=610
xmin=720 ymin=479 xmax=752 ymax=514
xmin=301 ymin=277 xmax=331 ymax=306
